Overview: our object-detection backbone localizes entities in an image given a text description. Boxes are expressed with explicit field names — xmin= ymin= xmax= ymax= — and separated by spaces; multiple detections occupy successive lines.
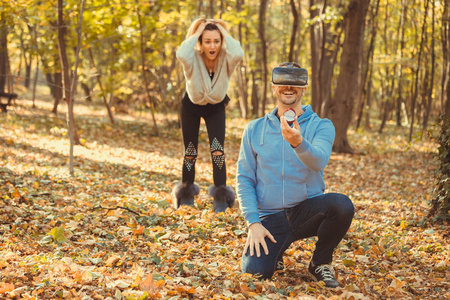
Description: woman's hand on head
xmin=195 ymin=20 xmax=213 ymax=35
xmin=215 ymin=22 xmax=229 ymax=38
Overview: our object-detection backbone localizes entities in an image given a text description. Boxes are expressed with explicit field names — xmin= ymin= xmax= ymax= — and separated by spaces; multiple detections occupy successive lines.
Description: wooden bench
xmin=0 ymin=92 xmax=18 ymax=113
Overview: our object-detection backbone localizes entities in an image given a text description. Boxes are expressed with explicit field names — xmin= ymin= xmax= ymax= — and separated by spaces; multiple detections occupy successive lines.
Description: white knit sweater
xmin=176 ymin=33 xmax=244 ymax=105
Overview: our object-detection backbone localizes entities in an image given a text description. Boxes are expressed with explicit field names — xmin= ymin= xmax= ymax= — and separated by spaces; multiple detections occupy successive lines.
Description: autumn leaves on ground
xmin=0 ymin=97 xmax=448 ymax=300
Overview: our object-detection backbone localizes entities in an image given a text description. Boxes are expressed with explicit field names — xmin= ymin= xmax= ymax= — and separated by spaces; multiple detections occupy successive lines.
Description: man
xmin=236 ymin=62 xmax=354 ymax=288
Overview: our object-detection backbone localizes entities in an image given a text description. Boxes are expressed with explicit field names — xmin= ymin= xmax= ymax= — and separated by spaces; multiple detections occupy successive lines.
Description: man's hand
xmin=243 ymin=222 xmax=277 ymax=257
xmin=280 ymin=115 xmax=303 ymax=148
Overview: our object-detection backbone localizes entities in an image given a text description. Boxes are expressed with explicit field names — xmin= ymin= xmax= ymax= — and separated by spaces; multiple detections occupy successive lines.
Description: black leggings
xmin=180 ymin=93 xmax=229 ymax=186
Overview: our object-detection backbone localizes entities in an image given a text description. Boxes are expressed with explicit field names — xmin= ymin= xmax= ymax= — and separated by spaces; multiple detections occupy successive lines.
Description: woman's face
xmin=201 ymin=29 xmax=222 ymax=61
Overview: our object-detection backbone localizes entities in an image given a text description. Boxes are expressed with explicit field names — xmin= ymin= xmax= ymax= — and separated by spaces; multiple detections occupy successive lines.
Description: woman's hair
xmin=185 ymin=18 xmax=229 ymax=52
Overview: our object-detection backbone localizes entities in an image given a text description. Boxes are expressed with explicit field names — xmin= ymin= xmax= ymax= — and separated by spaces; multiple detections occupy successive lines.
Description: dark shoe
xmin=172 ymin=182 xmax=200 ymax=208
xmin=208 ymin=185 xmax=235 ymax=213
xmin=308 ymin=263 xmax=341 ymax=288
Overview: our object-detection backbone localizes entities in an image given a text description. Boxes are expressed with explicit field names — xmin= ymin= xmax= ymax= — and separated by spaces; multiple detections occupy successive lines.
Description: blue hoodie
xmin=236 ymin=105 xmax=335 ymax=225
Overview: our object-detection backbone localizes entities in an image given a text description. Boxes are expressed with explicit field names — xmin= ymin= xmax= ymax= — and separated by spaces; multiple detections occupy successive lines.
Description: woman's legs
xmin=203 ymin=106 xmax=226 ymax=186
xmin=180 ymin=100 xmax=201 ymax=185
xmin=172 ymin=97 xmax=202 ymax=208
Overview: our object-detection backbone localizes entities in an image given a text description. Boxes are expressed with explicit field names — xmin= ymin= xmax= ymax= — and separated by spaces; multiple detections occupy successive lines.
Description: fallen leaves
xmin=0 ymin=100 xmax=448 ymax=299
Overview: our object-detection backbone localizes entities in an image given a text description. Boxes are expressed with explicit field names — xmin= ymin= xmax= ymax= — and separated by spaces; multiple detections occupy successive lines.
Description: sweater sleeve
xmin=236 ymin=124 xmax=261 ymax=225
xmin=176 ymin=33 xmax=201 ymax=77
xmin=293 ymin=119 xmax=335 ymax=172
xmin=223 ymin=35 xmax=245 ymax=77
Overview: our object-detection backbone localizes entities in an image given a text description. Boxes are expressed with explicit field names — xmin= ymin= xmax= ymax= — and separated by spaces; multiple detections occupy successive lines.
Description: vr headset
xmin=272 ymin=62 xmax=308 ymax=87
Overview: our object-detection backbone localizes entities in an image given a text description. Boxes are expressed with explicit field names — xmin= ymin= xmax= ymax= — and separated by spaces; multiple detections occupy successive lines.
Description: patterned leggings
xmin=180 ymin=93 xmax=228 ymax=187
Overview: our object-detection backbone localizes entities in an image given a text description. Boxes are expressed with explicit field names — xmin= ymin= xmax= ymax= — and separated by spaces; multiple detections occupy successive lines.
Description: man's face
xmin=273 ymin=85 xmax=304 ymax=106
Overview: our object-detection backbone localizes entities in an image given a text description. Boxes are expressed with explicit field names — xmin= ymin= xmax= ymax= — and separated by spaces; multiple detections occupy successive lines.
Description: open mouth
xmin=209 ymin=51 xmax=216 ymax=56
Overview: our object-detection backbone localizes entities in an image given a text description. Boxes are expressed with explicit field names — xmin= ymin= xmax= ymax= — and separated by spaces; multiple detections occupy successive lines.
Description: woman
xmin=172 ymin=18 xmax=244 ymax=213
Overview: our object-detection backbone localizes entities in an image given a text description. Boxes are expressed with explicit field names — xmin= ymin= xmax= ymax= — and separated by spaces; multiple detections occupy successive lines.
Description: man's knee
xmin=241 ymin=256 xmax=275 ymax=280
xmin=331 ymin=193 xmax=354 ymax=219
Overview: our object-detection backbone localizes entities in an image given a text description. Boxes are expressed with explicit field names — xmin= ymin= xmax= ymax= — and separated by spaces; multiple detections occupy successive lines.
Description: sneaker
xmin=308 ymin=263 xmax=341 ymax=288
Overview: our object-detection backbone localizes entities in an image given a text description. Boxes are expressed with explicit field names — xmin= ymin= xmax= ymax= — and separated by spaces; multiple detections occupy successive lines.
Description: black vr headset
xmin=272 ymin=62 xmax=308 ymax=87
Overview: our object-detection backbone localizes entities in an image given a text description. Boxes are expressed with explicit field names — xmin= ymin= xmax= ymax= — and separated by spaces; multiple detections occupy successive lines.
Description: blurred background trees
xmin=0 ymin=0 xmax=448 ymax=152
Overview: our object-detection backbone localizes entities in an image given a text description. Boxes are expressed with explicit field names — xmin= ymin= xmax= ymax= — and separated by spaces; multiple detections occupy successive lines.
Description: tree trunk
xmin=88 ymin=48 xmax=114 ymax=124
xmin=423 ymin=0 xmax=435 ymax=130
xmin=136 ymin=0 xmax=159 ymax=136
xmin=396 ymin=0 xmax=408 ymax=127
xmin=236 ymin=0 xmax=248 ymax=118
xmin=251 ymin=69 xmax=260 ymax=116
xmin=259 ymin=0 xmax=269 ymax=116
xmin=288 ymin=0 xmax=300 ymax=62
xmin=356 ymin=0 xmax=380 ymax=130
xmin=446 ymin=0 xmax=450 ymax=115
xmin=209 ymin=0 xmax=214 ymax=18
xmin=0 ymin=13 xmax=7 ymax=93
xmin=80 ymin=82 xmax=92 ymax=102
xmin=409 ymin=0 xmax=430 ymax=141
xmin=32 ymin=55 xmax=39 ymax=108
xmin=197 ymin=0 xmax=203 ymax=16
xmin=326 ymin=0 xmax=370 ymax=153
xmin=309 ymin=0 xmax=321 ymax=113
xmin=319 ymin=17 xmax=342 ymax=118
xmin=57 ymin=0 xmax=81 ymax=158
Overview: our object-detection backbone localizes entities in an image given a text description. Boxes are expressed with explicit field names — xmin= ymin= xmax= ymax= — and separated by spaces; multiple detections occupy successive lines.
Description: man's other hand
xmin=243 ymin=222 xmax=277 ymax=257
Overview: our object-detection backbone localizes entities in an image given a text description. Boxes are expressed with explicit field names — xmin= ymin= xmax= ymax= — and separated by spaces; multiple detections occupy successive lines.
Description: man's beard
xmin=279 ymin=95 xmax=301 ymax=106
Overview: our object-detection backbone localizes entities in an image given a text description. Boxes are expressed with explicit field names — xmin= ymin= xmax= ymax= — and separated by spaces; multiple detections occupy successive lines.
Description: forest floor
xmin=0 ymin=96 xmax=449 ymax=300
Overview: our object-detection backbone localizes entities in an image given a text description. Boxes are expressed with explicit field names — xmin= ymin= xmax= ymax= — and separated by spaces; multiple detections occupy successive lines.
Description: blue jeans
xmin=240 ymin=193 xmax=354 ymax=279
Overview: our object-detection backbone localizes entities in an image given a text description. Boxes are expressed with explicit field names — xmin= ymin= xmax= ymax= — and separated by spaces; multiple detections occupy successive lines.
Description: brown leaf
xmin=140 ymin=274 xmax=163 ymax=298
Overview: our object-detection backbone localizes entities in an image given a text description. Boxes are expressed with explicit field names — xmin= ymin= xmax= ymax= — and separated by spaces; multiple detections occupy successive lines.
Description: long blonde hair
xmin=186 ymin=17 xmax=230 ymax=52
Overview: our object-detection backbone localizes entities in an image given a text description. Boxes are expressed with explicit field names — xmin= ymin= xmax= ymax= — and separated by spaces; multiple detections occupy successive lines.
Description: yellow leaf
xmin=400 ymin=220 xmax=408 ymax=229
xmin=33 ymin=181 xmax=39 ymax=189
xmin=49 ymin=227 xmax=67 ymax=244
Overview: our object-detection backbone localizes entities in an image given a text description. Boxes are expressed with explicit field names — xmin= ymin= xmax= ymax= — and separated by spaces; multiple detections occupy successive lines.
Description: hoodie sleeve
xmin=223 ymin=35 xmax=244 ymax=77
xmin=236 ymin=124 xmax=261 ymax=225
xmin=293 ymin=118 xmax=335 ymax=172
xmin=176 ymin=33 xmax=201 ymax=77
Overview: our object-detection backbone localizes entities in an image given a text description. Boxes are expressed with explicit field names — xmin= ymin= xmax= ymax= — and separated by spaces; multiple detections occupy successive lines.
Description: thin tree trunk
xmin=209 ymin=0 xmax=214 ymax=18
xmin=32 ymin=56 xmax=39 ymax=108
xmin=409 ymin=0 xmax=430 ymax=141
xmin=197 ymin=0 xmax=203 ymax=16
xmin=31 ymin=25 xmax=39 ymax=108
xmin=289 ymin=0 xmax=300 ymax=62
xmin=57 ymin=0 xmax=81 ymax=176
xmin=423 ymin=0 xmax=435 ymax=130
xmin=0 ymin=12 xmax=7 ymax=93
xmin=396 ymin=0 xmax=408 ymax=127
xmin=236 ymin=0 xmax=248 ymax=118
xmin=356 ymin=0 xmax=380 ymax=130
xmin=88 ymin=48 xmax=115 ymax=124
xmin=259 ymin=0 xmax=269 ymax=116
xmin=251 ymin=69 xmax=259 ymax=116
xmin=136 ymin=0 xmax=159 ymax=135
xmin=445 ymin=0 xmax=450 ymax=115
xmin=326 ymin=0 xmax=370 ymax=153
xmin=309 ymin=0 xmax=321 ymax=113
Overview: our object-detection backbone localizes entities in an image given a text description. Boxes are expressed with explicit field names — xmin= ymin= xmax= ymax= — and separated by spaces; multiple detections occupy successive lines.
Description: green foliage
xmin=430 ymin=115 xmax=450 ymax=222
